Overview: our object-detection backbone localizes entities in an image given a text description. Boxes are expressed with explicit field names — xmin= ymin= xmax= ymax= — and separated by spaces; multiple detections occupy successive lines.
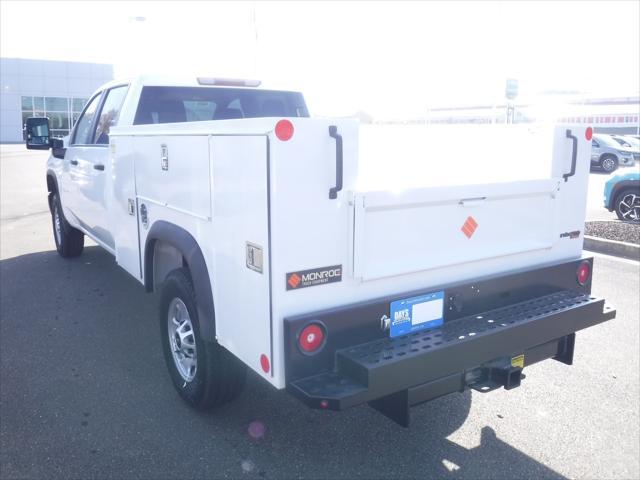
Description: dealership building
xmin=0 ymin=57 xmax=113 ymax=143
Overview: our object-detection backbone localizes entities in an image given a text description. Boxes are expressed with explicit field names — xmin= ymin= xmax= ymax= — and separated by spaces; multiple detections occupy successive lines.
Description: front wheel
xmin=600 ymin=155 xmax=618 ymax=173
xmin=160 ymin=268 xmax=246 ymax=410
xmin=614 ymin=188 xmax=640 ymax=222
xmin=51 ymin=193 xmax=84 ymax=257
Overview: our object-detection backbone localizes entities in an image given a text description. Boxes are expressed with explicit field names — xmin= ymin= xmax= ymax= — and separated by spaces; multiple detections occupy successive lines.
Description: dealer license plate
xmin=390 ymin=291 xmax=445 ymax=338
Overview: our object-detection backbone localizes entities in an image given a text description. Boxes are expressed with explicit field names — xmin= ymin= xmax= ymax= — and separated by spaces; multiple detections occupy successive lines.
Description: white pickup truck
xmin=25 ymin=76 xmax=615 ymax=426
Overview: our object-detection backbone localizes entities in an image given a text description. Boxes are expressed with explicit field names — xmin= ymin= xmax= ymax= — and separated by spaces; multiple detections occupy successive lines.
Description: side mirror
xmin=24 ymin=117 xmax=51 ymax=150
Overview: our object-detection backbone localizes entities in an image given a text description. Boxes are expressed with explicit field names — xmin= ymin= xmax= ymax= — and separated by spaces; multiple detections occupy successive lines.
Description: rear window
xmin=133 ymin=86 xmax=309 ymax=125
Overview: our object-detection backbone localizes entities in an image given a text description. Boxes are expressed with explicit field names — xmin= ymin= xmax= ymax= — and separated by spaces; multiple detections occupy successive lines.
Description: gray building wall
xmin=1 ymin=58 xmax=113 ymax=143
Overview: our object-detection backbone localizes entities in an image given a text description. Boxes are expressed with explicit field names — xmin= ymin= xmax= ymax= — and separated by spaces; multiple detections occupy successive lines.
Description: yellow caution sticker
xmin=511 ymin=354 xmax=525 ymax=369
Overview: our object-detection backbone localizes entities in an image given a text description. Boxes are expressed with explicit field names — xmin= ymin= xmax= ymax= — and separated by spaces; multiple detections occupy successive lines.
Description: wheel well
xmin=150 ymin=240 xmax=187 ymax=291
xmin=46 ymin=174 xmax=56 ymax=193
xmin=46 ymin=174 xmax=57 ymax=212
xmin=600 ymin=153 xmax=617 ymax=162
xmin=615 ymin=186 xmax=640 ymax=203
xmin=610 ymin=182 xmax=640 ymax=210
xmin=143 ymin=220 xmax=217 ymax=341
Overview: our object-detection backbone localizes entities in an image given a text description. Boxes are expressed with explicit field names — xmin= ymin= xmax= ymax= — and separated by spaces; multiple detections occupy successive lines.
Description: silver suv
xmin=591 ymin=134 xmax=636 ymax=173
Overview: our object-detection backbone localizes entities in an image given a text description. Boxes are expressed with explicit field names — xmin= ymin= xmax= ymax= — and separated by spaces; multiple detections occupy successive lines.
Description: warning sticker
xmin=511 ymin=354 xmax=525 ymax=369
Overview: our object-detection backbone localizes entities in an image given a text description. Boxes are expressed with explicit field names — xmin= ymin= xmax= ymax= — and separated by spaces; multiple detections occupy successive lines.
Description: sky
xmin=1 ymin=1 xmax=639 ymax=118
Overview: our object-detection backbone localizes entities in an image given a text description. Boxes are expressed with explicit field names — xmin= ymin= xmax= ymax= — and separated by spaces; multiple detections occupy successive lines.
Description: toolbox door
xmin=110 ymin=136 xmax=142 ymax=280
xmin=352 ymin=179 xmax=558 ymax=281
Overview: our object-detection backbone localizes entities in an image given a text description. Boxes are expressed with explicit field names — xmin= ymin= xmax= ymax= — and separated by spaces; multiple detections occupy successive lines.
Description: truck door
xmin=64 ymin=91 xmax=103 ymax=228
xmin=66 ymin=86 xmax=128 ymax=251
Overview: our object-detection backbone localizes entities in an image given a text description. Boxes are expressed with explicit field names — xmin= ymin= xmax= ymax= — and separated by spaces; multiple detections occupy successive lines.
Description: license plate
xmin=390 ymin=291 xmax=444 ymax=338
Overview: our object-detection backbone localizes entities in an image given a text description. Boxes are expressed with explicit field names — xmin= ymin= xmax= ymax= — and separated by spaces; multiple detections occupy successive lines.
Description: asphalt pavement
xmin=1 ymin=145 xmax=639 ymax=479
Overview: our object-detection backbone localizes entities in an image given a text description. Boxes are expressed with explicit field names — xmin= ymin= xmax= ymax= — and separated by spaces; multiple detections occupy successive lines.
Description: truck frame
xmin=25 ymin=76 xmax=615 ymax=426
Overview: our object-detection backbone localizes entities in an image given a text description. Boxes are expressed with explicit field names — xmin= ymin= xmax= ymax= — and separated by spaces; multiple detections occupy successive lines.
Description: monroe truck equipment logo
xmin=286 ymin=265 xmax=342 ymax=290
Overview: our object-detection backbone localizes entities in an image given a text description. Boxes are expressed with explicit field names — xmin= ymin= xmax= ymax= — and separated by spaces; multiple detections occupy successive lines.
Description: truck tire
xmin=614 ymin=187 xmax=640 ymax=222
xmin=599 ymin=155 xmax=618 ymax=173
xmin=51 ymin=193 xmax=84 ymax=257
xmin=160 ymin=267 xmax=246 ymax=410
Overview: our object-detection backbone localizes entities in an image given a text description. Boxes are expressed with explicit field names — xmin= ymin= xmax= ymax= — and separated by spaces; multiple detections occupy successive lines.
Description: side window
xmin=94 ymin=86 xmax=129 ymax=144
xmin=72 ymin=93 xmax=102 ymax=145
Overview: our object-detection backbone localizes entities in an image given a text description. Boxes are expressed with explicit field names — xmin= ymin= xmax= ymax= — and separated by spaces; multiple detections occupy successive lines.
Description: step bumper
xmin=287 ymin=290 xmax=615 ymax=413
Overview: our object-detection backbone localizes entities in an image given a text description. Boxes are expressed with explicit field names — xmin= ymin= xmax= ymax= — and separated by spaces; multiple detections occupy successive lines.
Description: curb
xmin=583 ymin=235 xmax=640 ymax=261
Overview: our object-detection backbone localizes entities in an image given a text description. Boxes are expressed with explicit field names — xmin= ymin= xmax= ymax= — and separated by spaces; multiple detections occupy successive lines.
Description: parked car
xmin=591 ymin=134 xmax=636 ymax=172
xmin=611 ymin=135 xmax=640 ymax=159
xmin=604 ymin=171 xmax=640 ymax=221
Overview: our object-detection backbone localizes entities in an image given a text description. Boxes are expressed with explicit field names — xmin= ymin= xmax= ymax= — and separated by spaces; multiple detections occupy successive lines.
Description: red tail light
xmin=576 ymin=261 xmax=591 ymax=286
xmin=275 ymin=119 xmax=294 ymax=141
xmin=298 ymin=323 xmax=325 ymax=353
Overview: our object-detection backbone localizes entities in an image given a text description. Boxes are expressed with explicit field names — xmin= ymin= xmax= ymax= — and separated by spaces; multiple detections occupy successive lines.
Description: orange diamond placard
xmin=287 ymin=272 xmax=302 ymax=289
xmin=461 ymin=216 xmax=478 ymax=238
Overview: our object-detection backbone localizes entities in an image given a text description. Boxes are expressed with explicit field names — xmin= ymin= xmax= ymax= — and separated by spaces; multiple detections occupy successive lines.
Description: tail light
xmin=576 ymin=261 xmax=591 ymax=286
xmin=298 ymin=323 xmax=325 ymax=353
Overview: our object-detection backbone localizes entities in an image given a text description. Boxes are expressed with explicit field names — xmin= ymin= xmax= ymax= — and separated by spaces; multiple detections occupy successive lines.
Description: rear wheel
xmin=600 ymin=155 xmax=618 ymax=173
xmin=614 ymin=188 xmax=640 ymax=222
xmin=51 ymin=193 xmax=84 ymax=257
xmin=160 ymin=268 xmax=246 ymax=409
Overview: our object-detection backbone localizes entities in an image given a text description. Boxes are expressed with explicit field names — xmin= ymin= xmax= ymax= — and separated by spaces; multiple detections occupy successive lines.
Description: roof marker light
xmin=585 ymin=127 xmax=593 ymax=141
xmin=196 ymin=77 xmax=261 ymax=87
xmin=275 ymin=119 xmax=294 ymax=141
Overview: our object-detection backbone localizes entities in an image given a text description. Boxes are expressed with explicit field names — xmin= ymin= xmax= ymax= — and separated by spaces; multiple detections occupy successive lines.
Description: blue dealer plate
xmin=390 ymin=291 xmax=445 ymax=338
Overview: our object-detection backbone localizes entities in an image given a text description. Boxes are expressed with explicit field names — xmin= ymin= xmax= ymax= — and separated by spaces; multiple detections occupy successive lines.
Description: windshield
xmin=594 ymin=135 xmax=621 ymax=147
xmin=134 ymin=86 xmax=309 ymax=125
xmin=614 ymin=136 xmax=639 ymax=148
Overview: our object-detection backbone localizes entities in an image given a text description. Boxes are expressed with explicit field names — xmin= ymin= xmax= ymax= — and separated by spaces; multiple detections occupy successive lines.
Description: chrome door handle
xmin=94 ymin=164 xmax=105 ymax=171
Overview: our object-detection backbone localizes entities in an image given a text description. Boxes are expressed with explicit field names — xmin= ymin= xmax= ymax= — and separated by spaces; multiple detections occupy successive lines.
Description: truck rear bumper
xmin=286 ymin=281 xmax=615 ymax=426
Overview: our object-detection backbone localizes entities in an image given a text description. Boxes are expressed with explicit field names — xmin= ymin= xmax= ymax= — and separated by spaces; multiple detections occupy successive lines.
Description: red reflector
xmin=275 ymin=119 xmax=294 ymax=141
xmin=585 ymin=127 xmax=593 ymax=141
xmin=577 ymin=262 xmax=591 ymax=285
xmin=319 ymin=400 xmax=329 ymax=409
xmin=298 ymin=324 xmax=325 ymax=353
xmin=260 ymin=354 xmax=270 ymax=373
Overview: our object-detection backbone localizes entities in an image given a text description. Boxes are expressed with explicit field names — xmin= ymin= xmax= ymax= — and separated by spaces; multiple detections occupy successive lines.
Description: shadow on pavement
xmin=0 ymin=247 xmax=565 ymax=479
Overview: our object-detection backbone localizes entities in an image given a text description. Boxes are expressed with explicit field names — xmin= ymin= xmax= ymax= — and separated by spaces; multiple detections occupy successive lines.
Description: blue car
xmin=604 ymin=171 xmax=640 ymax=221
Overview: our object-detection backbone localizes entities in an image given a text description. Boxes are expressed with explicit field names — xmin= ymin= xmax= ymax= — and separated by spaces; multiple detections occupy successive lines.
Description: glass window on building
xmin=45 ymin=97 xmax=69 ymax=112
xmin=34 ymin=97 xmax=44 ymax=112
xmin=72 ymin=98 xmax=88 ymax=112
xmin=20 ymin=95 xmax=88 ymax=138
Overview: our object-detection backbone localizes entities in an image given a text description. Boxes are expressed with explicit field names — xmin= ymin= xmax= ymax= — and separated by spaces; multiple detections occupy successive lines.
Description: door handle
xmin=94 ymin=164 xmax=105 ymax=171
xmin=563 ymin=129 xmax=578 ymax=182
xmin=69 ymin=159 xmax=78 ymax=166
xmin=459 ymin=197 xmax=486 ymax=207
xmin=328 ymin=125 xmax=343 ymax=199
